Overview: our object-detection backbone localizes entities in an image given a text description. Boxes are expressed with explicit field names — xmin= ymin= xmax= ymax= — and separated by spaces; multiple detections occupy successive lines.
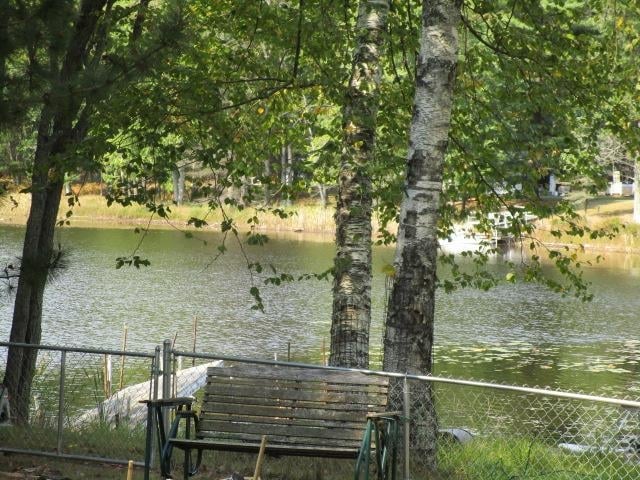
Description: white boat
xmin=440 ymin=209 xmax=536 ymax=253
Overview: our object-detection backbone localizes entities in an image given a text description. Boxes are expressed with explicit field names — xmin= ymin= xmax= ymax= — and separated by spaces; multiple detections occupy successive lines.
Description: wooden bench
xmin=143 ymin=363 xmax=400 ymax=480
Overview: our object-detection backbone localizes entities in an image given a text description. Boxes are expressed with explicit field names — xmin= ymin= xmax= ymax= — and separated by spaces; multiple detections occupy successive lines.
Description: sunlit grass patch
xmin=436 ymin=437 xmax=640 ymax=480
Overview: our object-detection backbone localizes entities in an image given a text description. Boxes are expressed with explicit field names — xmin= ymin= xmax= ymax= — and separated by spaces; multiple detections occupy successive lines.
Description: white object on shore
xmin=73 ymin=360 xmax=222 ymax=428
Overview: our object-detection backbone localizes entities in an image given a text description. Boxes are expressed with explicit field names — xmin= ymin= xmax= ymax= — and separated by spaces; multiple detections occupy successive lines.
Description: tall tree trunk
xmin=329 ymin=0 xmax=389 ymax=369
xmin=3 ymin=0 xmax=109 ymax=423
xmin=634 ymin=159 xmax=640 ymax=223
xmin=382 ymin=0 xmax=460 ymax=470
xmin=5 ymin=108 xmax=69 ymax=423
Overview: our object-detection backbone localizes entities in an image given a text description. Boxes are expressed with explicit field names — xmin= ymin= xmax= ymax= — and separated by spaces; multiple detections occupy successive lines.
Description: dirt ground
xmin=0 ymin=453 xmax=134 ymax=479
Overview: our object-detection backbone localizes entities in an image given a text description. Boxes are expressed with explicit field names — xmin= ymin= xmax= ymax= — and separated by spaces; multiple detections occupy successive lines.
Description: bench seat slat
xmin=199 ymin=419 xmax=365 ymax=441
xmin=204 ymin=395 xmax=386 ymax=412
xmin=204 ymin=385 xmax=387 ymax=405
xmin=207 ymin=365 xmax=388 ymax=386
xmin=169 ymin=438 xmax=360 ymax=459
xmin=201 ymin=402 xmax=378 ymax=422
xmin=196 ymin=431 xmax=362 ymax=448
xmin=200 ymin=412 xmax=366 ymax=430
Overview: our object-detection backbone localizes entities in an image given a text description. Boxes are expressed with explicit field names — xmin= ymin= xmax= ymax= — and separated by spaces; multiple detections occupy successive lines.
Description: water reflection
xmin=1 ymin=224 xmax=639 ymax=398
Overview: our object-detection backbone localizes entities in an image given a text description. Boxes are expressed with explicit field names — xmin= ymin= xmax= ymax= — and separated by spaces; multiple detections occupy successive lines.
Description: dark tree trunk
xmin=3 ymin=0 xmax=110 ymax=423
xmin=382 ymin=0 xmax=460 ymax=470
xmin=5 ymin=110 xmax=69 ymax=422
xmin=329 ymin=0 xmax=389 ymax=369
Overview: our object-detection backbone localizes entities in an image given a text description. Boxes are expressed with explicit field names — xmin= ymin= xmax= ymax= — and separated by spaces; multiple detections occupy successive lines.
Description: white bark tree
xmin=330 ymin=0 xmax=390 ymax=368
xmin=382 ymin=0 xmax=460 ymax=469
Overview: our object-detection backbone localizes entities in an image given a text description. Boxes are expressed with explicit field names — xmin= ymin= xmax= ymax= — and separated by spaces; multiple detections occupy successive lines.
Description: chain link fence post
xmin=403 ymin=375 xmax=410 ymax=480
xmin=56 ymin=350 xmax=66 ymax=455
xmin=148 ymin=345 xmax=161 ymax=470
xmin=162 ymin=339 xmax=172 ymax=435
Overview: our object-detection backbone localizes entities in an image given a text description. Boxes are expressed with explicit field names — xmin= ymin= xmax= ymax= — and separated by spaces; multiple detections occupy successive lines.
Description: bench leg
xmin=355 ymin=420 xmax=374 ymax=480
xmin=143 ymin=403 xmax=154 ymax=480
xmin=179 ymin=446 xmax=203 ymax=480
xmin=360 ymin=416 xmax=399 ymax=480
xmin=183 ymin=447 xmax=190 ymax=480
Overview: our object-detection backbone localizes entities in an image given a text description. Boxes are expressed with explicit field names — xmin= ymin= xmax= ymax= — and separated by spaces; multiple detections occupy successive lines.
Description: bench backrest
xmin=200 ymin=363 xmax=390 ymax=450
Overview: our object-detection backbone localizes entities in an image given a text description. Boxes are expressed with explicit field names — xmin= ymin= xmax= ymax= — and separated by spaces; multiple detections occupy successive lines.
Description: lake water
xmin=1 ymin=224 xmax=640 ymax=399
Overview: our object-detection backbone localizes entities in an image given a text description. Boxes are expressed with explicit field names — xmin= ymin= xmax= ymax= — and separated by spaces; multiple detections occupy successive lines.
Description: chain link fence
xmin=388 ymin=376 xmax=640 ymax=479
xmin=2 ymin=341 xmax=640 ymax=480
xmin=0 ymin=342 xmax=158 ymax=466
xmin=173 ymin=350 xmax=640 ymax=480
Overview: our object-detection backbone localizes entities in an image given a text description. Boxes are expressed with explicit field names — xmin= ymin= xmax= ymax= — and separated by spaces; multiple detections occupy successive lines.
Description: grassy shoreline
xmin=0 ymin=193 xmax=341 ymax=235
xmin=2 ymin=193 xmax=640 ymax=252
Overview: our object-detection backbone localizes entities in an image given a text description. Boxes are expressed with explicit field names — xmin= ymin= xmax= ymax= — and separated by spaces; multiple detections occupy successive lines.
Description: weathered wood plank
xmin=196 ymin=430 xmax=362 ymax=448
xmin=164 ymin=364 xmax=391 ymax=460
xmin=207 ymin=364 xmax=388 ymax=386
xmin=203 ymin=385 xmax=387 ymax=405
xmin=169 ymin=438 xmax=360 ymax=458
xmin=203 ymin=395 xmax=386 ymax=412
xmin=201 ymin=402 xmax=375 ymax=422
xmin=207 ymin=375 xmax=388 ymax=394
xmin=199 ymin=419 xmax=365 ymax=441
xmin=200 ymin=411 xmax=366 ymax=431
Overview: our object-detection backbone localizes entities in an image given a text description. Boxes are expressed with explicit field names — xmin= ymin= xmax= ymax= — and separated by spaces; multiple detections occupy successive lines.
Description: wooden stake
xmin=102 ymin=355 xmax=107 ymax=397
xmin=126 ymin=459 xmax=134 ymax=480
xmin=192 ymin=316 xmax=198 ymax=366
xmin=321 ymin=338 xmax=326 ymax=366
xmin=253 ymin=435 xmax=267 ymax=480
xmin=119 ymin=324 xmax=128 ymax=391
xmin=103 ymin=354 xmax=112 ymax=398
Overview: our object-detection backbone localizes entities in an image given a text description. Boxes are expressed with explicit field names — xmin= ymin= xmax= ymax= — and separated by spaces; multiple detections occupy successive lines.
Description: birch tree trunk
xmin=329 ymin=0 xmax=389 ymax=369
xmin=382 ymin=0 xmax=460 ymax=470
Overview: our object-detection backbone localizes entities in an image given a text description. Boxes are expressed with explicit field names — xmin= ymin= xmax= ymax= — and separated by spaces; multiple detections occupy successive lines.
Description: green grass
xmin=2 ymin=423 xmax=146 ymax=460
xmin=437 ymin=437 xmax=639 ymax=480
xmin=4 ymin=428 xmax=639 ymax=480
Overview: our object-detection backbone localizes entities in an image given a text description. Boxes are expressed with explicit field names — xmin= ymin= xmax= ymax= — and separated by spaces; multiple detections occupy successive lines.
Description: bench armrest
xmin=139 ymin=396 xmax=196 ymax=407
xmin=367 ymin=411 xmax=403 ymax=419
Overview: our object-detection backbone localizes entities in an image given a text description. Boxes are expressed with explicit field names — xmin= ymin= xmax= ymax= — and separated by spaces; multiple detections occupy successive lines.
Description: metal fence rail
xmin=0 ymin=341 xmax=158 ymax=467
xmin=1 ymin=341 xmax=639 ymax=480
